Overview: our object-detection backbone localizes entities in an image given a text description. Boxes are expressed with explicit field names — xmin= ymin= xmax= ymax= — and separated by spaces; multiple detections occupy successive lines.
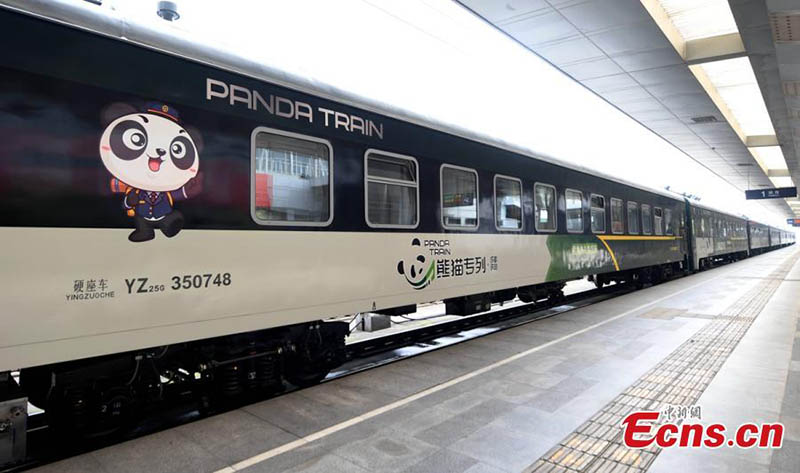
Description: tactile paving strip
xmin=524 ymin=254 xmax=800 ymax=473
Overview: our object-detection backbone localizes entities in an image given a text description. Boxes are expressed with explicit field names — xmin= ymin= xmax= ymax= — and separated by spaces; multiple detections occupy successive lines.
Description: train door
xmin=675 ymin=201 xmax=694 ymax=271
xmin=746 ymin=221 xmax=752 ymax=256
xmin=684 ymin=200 xmax=696 ymax=271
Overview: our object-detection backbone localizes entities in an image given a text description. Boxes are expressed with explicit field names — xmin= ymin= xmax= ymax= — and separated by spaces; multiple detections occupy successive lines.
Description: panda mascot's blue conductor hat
xmin=145 ymin=102 xmax=180 ymax=122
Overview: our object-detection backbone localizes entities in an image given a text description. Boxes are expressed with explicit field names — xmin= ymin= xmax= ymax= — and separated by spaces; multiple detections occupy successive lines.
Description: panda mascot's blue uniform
xmin=100 ymin=103 xmax=202 ymax=242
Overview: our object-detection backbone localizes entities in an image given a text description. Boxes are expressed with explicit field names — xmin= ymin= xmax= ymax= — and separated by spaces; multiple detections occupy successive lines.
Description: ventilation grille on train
xmin=691 ymin=115 xmax=718 ymax=124
xmin=770 ymin=12 xmax=800 ymax=43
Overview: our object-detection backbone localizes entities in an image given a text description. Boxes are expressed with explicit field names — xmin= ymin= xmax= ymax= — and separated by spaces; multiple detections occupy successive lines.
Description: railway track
xmin=6 ymin=279 xmax=643 ymax=472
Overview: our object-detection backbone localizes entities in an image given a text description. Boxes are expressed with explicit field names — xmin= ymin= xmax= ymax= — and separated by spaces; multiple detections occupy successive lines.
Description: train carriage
xmin=747 ymin=220 xmax=771 ymax=256
xmin=0 ymin=2 xmax=689 ymax=373
xmin=687 ymin=202 xmax=748 ymax=270
xmin=780 ymin=229 xmax=795 ymax=247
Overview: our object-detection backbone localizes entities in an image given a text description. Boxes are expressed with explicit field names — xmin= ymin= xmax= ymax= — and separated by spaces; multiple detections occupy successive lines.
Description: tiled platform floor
xmin=31 ymin=247 xmax=800 ymax=473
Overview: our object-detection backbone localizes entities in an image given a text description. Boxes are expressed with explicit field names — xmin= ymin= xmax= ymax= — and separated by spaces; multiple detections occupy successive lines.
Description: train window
xmin=664 ymin=208 xmax=673 ymax=235
xmin=566 ymin=189 xmax=583 ymax=233
xmin=627 ymin=202 xmax=639 ymax=234
xmin=494 ymin=175 xmax=523 ymax=231
xmin=251 ymin=127 xmax=332 ymax=226
xmin=534 ymin=183 xmax=557 ymax=232
xmin=610 ymin=198 xmax=624 ymax=234
xmin=441 ymin=164 xmax=479 ymax=230
xmin=590 ymin=194 xmax=606 ymax=233
xmin=364 ymin=150 xmax=419 ymax=228
xmin=642 ymin=204 xmax=652 ymax=234
xmin=653 ymin=207 xmax=663 ymax=235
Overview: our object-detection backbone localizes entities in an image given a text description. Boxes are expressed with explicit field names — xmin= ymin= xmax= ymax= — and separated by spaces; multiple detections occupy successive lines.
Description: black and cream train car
xmin=0 ymin=2 xmax=793 ymax=432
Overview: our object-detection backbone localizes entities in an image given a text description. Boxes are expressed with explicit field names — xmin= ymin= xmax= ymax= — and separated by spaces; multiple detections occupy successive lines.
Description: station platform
xmin=31 ymin=247 xmax=800 ymax=473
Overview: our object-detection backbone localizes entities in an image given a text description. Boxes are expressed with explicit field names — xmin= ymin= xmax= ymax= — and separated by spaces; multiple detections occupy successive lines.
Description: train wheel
xmin=651 ymin=267 xmax=664 ymax=285
xmin=91 ymin=386 xmax=135 ymax=437
xmin=286 ymin=368 xmax=329 ymax=388
xmin=594 ymin=276 xmax=604 ymax=289
xmin=45 ymin=379 xmax=138 ymax=439
xmin=632 ymin=272 xmax=644 ymax=289
xmin=285 ymin=322 xmax=348 ymax=388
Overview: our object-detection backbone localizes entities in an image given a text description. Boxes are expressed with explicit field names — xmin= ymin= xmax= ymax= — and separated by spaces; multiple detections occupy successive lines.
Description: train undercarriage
xmin=698 ymin=249 xmax=749 ymax=270
xmin=12 ymin=321 xmax=348 ymax=438
xmin=590 ymin=260 xmax=685 ymax=289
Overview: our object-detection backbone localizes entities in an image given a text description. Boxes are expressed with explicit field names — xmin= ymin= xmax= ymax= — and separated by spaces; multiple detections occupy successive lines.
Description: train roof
xmin=2 ymin=0 xmax=687 ymax=204
xmin=687 ymin=200 xmax=749 ymax=222
xmin=687 ymin=201 xmax=791 ymax=231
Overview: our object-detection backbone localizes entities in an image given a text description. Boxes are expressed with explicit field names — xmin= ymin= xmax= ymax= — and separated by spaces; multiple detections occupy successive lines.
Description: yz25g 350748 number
xmin=171 ymin=273 xmax=232 ymax=290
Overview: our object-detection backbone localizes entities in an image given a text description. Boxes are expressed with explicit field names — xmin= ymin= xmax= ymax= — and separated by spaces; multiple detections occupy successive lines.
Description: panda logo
xmin=100 ymin=103 xmax=203 ymax=242
xmin=396 ymin=238 xmax=436 ymax=290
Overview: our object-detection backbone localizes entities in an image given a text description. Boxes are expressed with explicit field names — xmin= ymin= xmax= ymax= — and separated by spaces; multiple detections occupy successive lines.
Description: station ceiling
xmin=459 ymin=0 xmax=799 ymax=219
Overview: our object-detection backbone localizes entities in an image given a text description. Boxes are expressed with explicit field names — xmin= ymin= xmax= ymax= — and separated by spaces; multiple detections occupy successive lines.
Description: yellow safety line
xmin=597 ymin=237 xmax=620 ymax=271
xmin=597 ymin=235 xmax=679 ymax=241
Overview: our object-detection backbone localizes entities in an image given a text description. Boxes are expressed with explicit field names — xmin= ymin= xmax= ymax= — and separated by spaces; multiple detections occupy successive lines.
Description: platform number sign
xmin=745 ymin=187 xmax=797 ymax=200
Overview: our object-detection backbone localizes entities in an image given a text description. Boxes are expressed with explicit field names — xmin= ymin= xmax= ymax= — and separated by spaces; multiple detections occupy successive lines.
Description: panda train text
xmin=206 ymin=78 xmax=384 ymax=139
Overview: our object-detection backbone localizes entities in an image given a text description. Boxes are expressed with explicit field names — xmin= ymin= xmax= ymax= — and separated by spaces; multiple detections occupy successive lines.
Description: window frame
xmin=565 ymin=188 xmax=584 ymax=234
xmin=250 ymin=126 xmax=334 ymax=227
xmin=589 ymin=193 xmax=606 ymax=234
xmin=440 ymin=163 xmax=480 ymax=231
xmin=534 ymin=182 xmax=557 ymax=233
xmin=664 ymin=207 xmax=673 ymax=235
xmin=363 ymin=148 xmax=420 ymax=229
xmin=493 ymin=174 xmax=524 ymax=232
xmin=641 ymin=204 xmax=652 ymax=235
xmin=653 ymin=207 xmax=663 ymax=236
xmin=627 ymin=201 xmax=639 ymax=235
xmin=610 ymin=197 xmax=624 ymax=235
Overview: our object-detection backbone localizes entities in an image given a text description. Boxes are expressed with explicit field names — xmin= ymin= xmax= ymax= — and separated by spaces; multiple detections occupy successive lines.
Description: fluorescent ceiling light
xmin=695 ymin=57 xmax=775 ymax=137
xmin=769 ymin=176 xmax=794 ymax=188
xmin=750 ymin=146 xmax=788 ymax=170
xmin=658 ymin=0 xmax=738 ymax=41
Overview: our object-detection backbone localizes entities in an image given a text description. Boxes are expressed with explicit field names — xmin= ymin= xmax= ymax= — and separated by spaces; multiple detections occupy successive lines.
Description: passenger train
xmin=0 ymin=1 xmax=794 ymax=434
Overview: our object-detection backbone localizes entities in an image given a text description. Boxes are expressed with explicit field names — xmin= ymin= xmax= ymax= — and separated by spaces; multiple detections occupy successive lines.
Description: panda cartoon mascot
xmin=99 ymin=103 xmax=202 ymax=242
